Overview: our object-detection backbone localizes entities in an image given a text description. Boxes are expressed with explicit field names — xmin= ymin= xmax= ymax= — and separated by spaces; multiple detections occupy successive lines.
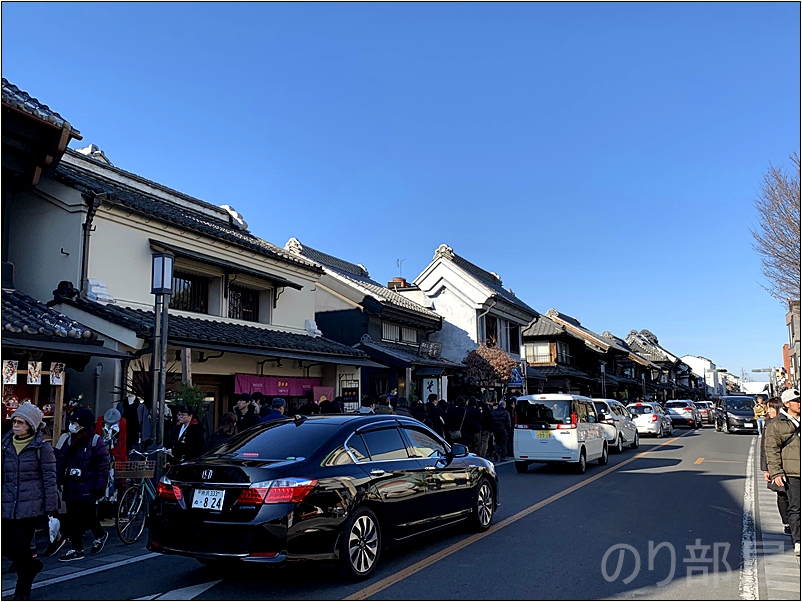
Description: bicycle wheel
xmin=116 ymin=485 xmax=147 ymax=544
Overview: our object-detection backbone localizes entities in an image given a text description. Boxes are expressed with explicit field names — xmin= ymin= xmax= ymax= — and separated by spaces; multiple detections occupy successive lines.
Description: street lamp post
xmin=600 ymin=361 xmax=606 ymax=399
xmin=151 ymin=252 xmax=173 ymax=478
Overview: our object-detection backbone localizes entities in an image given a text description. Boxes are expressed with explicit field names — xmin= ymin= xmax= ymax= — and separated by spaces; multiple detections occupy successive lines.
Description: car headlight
xmin=727 ymin=412 xmax=738 ymax=419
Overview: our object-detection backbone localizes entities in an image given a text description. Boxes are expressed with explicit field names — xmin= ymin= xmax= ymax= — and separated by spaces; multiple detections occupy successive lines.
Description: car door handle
xmin=370 ymin=469 xmax=386 ymax=476
xmin=424 ymin=465 xmax=437 ymax=470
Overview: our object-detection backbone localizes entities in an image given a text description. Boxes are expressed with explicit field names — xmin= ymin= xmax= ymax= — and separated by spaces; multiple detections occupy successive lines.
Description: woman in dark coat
xmin=2 ymin=404 xmax=58 ymax=599
xmin=445 ymin=397 xmax=468 ymax=444
xmin=55 ymin=408 xmax=111 ymax=562
xmin=424 ymin=396 xmax=446 ymax=438
xmin=167 ymin=405 xmax=206 ymax=464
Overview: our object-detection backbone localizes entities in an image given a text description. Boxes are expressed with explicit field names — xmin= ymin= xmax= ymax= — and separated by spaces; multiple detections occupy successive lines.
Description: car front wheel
xmin=470 ymin=479 xmax=495 ymax=532
xmin=340 ymin=507 xmax=381 ymax=581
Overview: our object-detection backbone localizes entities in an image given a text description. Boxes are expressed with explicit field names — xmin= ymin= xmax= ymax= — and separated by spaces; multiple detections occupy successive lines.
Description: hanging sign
xmin=2 ymin=360 xmax=18 ymax=385
xmin=27 ymin=362 xmax=42 ymax=385
xmin=50 ymin=362 xmax=66 ymax=385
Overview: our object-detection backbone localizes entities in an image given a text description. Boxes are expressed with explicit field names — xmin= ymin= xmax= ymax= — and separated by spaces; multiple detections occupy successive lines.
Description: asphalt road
xmin=3 ymin=426 xmax=759 ymax=600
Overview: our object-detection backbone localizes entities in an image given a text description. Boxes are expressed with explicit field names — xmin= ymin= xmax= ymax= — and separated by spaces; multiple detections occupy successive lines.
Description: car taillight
xmin=557 ymin=423 xmax=576 ymax=429
xmin=683 ymin=407 xmax=692 ymax=412
xmin=157 ymin=476 xmax=182 ymax=502
xmin=571 ymin=412 xmax=577 ymax=426
xmin=235 ymin=478 xmax=317 ymax=506
xmin=651 ymin=414 xmax=659 ymax=422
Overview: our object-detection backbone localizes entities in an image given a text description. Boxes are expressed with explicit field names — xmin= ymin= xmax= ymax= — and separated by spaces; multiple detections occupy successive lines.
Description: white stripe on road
xmin=134 ymin=580 xmax=221 ymax=600
xmin=1 ymin=552 xmax=161 ymax=597
xmin=739 ymin=439 xmax=758 ymax=600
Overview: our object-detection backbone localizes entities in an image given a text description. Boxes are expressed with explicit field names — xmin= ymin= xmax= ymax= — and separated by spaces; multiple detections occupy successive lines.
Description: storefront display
xmin=1 ymin=360 xmax=67 ymax=443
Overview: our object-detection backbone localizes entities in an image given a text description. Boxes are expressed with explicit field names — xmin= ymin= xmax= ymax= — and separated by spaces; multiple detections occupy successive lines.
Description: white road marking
xmin=134 ymin=580 xmax=221 ymax=600
xmin=1 ymin=552 xmax=162 ymax=597
xmin=739 ymin=439 xmax=758 ymax=600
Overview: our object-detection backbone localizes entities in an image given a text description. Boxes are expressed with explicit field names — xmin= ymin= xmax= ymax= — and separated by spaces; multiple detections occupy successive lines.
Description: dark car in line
xmin=714 ymin=396 xmax=757 ymax=434
xmin=147 ymin=414 xmax=498 ymax=580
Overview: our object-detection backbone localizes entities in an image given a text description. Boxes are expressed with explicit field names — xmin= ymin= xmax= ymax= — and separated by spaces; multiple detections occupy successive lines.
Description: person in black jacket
xmin=491 ymin=400 xmax=512 ymax=461
xmin=205 ymin=412 xmax=238 ymax=453
xmin=478 ymin=400 xmax=494 ymax=458
xmin=463 ymin=398 xmax=483 ymax=453
xmin=445 ymin=397 xmax=469 ymax=445
xmin=424 ymin=394 xmax=446 ymax=438
xmin=56 ymin=409 xmax=110 ymax=562
xmin=167 ymin=406 xmax=206 ymax=465
xmin=235 ymin=394 xmax=260 ymax=431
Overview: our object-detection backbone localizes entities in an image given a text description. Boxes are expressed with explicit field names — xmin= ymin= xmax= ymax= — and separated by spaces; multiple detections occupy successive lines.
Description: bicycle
xmin=114 ymin=447 xmax=167 ymax=545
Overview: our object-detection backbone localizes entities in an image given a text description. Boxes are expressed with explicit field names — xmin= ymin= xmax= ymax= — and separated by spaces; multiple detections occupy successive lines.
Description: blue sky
xmin=3 ymin=3 xmax=799 ymax=381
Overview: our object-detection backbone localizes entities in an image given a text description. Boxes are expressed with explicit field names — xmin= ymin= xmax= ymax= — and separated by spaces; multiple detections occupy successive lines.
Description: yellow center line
xmin=695 ymin=457 xmax=705 ymax=464
xmin=345 ymin=433 xmax=688 ymax=601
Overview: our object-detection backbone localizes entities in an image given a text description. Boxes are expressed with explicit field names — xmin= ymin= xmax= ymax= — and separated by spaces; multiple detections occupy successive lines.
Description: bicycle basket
xmin=114 ymin=460 xmax=155 ymax=478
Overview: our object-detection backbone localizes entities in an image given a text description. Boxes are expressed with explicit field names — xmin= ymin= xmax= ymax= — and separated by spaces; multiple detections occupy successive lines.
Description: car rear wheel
xmin=470 ymin=479 xmax=495 ymax=532
xmin=514 ymin=461 xmax=529 ymax=473
xmin=630 ymin=431 xmax=640 ymax=449
xmin=613 ymin=435 xmax=624 ymax=454
xmin=340 ymin=507 xmax=381 ymax=581
xmin=598 ymin=443 xmax=609 ymax=466
xmin=574 ymin=449 xmax=587 ymax=474
xmin=656 ymin=425 xmax=664 ymax=438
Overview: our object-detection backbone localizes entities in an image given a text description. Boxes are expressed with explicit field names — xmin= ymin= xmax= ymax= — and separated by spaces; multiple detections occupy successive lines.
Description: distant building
xmin=787 ymin=300 xmax=800 ymax=389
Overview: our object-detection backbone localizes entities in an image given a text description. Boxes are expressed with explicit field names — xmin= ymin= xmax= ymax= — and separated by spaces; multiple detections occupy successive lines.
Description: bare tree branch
xmin=750 ymin=152 xmax=801 ymax=303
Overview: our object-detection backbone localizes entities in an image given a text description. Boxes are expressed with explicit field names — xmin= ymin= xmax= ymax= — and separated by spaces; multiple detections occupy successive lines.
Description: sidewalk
xmin=754 ymin=444 xmax=800 ymax=601
xmin=1 ymin=519 xmax=151 ymax=598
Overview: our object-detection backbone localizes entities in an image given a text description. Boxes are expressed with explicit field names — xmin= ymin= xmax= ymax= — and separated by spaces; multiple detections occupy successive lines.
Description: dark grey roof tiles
xmin=358 ymin=339 xmax=463 ymax=368
xmin=545 ymin=309 xmax=631 ymax=355
xmin=54 ymin=165 xmax=321 ymax=274
xmin=2 ymin=79 xmax=81 ymax=137
xmin=3 ymin=289 xmax=96 ymax=340
xmin=60 ymin=298 xmax=367 ymax=358
xmin=533 ymin=365 xmax=592 ymax=379
xmin=522 ymin=315 xmax=566 ymax=337
xmin=287 ymin=239 xmax=440 ymax=320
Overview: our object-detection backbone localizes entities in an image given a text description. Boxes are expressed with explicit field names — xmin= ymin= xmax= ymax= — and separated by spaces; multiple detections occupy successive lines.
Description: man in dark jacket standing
xmin=56 ymin=409 xmax=110 ymax=562
xmin=766 ymin=388 xmax=801 ymax=556
xmin=167 ymin=406 xmax=206 ymax=465
xmin=259 ymin=398 xmax=287 ymax=423
xmin=394 ymin=397 xmax=414 ymax=418
xmin=2 ymin=404 xmax=58 ymax=599
xmin=424 ymin=394 xmax=446 ymax=438
xmin=491 ymin=401 xmax=512 ymax=461
xmin=235 ymin=394 xmax=261 ymax=431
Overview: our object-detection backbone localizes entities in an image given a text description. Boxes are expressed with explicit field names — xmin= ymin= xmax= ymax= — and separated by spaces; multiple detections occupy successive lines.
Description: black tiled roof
xmin=525 ymin=366 xmax=547 ymax=380
xmin=2 ymin=79 xmax=81 ymax=137
xmin=3 ymin=289 xmax=97 ymax=341
xmin=626 ymin=330 xmax=675 ymax=364
xmin=522 ymin=315 xmax=567 ymax=338
xmin=358 ymin=338 xmax=463 ymax=369
xmin=546 ymin=309 xmax=631 ymax=355
xmin=287 ymin=239 xmax=440 ymax=320
xmin=53 ymin=163 xmax=321 ymax=274
xmin=534 ymin=365 xmax=593 ymax=380
xmin=448 ymin=251 xmax=538 ymax=316
xmin=59 ymin=298 xmax=367 ymax=358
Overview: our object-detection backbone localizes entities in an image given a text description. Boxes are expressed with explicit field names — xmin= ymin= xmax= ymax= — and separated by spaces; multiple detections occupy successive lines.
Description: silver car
xmin=665 ymin=400 xmax=703 ymax=428
xmin=694 ymin=401 xmax=714 ymax=424
xmin=626 ymin=402 xmax=673 ymax=437
xmin=593 ymin=399 xmax=639 ymax=453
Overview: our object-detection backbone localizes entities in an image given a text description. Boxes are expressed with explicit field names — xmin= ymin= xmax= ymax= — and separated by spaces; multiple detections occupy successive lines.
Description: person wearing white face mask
xmin=54 ymin=409 xmax=110 ymax=562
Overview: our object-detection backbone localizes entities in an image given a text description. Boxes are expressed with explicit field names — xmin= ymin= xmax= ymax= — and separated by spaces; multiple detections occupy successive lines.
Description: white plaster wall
xmin=427 ymin=288 xmax=478 ymax=363
xmin=314 ymin=281 xmax=360 ymax=313
xmin=7 ymin=182 xmax=85 ymax=302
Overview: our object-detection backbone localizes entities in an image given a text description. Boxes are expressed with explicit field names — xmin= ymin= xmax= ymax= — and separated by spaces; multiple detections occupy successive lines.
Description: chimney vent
xmin=388 ymin=277 xmax=408 ymax=290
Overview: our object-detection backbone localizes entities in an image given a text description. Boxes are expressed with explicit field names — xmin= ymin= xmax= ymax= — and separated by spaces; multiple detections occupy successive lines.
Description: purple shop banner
xmin=235 ymin=374 xmax=321 ymax=397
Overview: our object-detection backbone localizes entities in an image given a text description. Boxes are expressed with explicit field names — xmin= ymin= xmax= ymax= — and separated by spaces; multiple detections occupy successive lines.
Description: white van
xmin=513 ymin=394 xmax=608 ymax=474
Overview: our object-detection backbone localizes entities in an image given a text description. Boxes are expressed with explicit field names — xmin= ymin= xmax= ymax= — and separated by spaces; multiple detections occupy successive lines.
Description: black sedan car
xmin=147 ymin=414 xmax=498 ymax=579
xmin=714 ymin=395 xmax=757 ymax=433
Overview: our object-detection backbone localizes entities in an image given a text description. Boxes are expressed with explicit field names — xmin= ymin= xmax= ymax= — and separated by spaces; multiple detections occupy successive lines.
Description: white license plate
xmin=192 ymin=489 xmax=225 ymax=510
xmin=744 ymin=422 xmax=754 ymax=428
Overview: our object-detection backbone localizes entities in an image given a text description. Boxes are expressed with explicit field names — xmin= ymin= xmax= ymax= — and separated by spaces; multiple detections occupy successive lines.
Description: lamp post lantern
xmin=151 ymin=252 xmax=173 ymax=478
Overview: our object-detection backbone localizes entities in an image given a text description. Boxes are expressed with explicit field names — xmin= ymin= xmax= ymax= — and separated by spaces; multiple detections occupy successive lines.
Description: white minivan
xmin=513 ymin=394 xmax=608 ymax=474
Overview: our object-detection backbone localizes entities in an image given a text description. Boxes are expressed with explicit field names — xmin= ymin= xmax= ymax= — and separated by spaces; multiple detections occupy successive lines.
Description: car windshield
xmin=666 ymin=402 xmax=688 ymax=408
xmin=206 ymin=421 xmax=339 ymax=460
xmin=516 ymin=400 xmax=572 ymax=425
xmin=725 ymin=398 xmax=755 ymax=411
xmin=694 ymin=403 xmax=707 ymax=409
xmin=628 ymin=405 xmax=655 ymax=415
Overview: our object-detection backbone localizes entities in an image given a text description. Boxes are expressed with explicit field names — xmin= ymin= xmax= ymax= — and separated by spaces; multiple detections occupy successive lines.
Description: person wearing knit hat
xmin=56 ymin=408 xmax=110 ymax=562
xmin=10 ymin=402 xmax=45 ymax=433
xmin=2 ymin=403 xmax=58 ymax=599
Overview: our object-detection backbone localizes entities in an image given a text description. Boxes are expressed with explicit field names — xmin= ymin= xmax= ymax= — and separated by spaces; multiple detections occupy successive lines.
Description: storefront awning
xmin=415 ymin=367 xmax=445 ymax=377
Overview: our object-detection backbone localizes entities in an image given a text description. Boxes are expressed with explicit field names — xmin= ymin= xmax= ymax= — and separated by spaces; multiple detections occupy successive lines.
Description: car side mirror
xmin=450 ymin=444 xmax=468 ymax=458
